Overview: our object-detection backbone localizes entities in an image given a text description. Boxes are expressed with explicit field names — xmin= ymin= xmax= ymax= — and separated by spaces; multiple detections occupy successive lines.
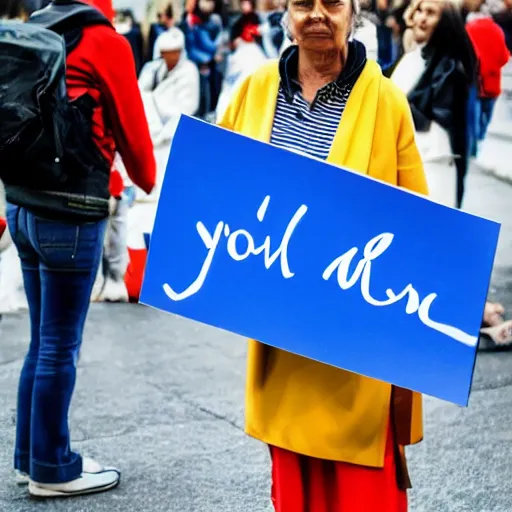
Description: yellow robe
xmin=218 ymin=58 xmax=428 ymax=468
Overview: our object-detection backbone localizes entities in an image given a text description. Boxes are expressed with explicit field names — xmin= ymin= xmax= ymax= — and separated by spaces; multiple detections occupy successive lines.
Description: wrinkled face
xmin=161 ymin=49 xmax=182 ymax=70
xmin=241 ymin=0 xmax=254 ymax=13
xmin=199 ymin=0 xmax=215 ymax=14
xmin=288 ymin=0 xmax=353 ymax=51
xmin=412 ymin=0 xmax=442 ymax=44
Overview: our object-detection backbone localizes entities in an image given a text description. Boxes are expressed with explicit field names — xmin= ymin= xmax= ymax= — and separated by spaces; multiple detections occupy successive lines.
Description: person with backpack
xmin=0 ymin=0 xmax=156 ymax=498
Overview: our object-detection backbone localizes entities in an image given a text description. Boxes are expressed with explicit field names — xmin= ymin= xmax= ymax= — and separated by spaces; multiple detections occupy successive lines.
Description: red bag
xmin=0 ymin=217 xmax=6 ymax=240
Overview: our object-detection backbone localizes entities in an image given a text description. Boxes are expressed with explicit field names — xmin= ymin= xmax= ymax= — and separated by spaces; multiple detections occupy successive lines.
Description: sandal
xmin=479 ymin=320 xmax=512 ymax=351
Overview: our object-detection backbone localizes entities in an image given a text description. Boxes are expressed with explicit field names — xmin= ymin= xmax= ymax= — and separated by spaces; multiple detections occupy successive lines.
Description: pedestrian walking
xmin=0 ymin=0 xmax=155 ymax=498
xmin=392 ymin=0 xmax=477 ymax=208
xmin=467 ymin=13 xmax=510 ymax=151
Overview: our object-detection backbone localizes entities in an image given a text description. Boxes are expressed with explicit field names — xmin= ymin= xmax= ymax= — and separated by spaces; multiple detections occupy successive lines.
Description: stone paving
xmin=0 ymin=166 xmax=511 ymax=511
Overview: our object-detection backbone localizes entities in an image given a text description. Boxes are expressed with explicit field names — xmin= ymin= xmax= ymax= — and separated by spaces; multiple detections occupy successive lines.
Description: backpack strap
xmin=28 ymin=0 xmax=112 ymax=53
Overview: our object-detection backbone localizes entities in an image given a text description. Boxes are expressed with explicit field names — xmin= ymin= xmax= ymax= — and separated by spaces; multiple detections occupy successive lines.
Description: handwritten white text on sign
xmin=162 ymin=196 xmax=478 ymax=348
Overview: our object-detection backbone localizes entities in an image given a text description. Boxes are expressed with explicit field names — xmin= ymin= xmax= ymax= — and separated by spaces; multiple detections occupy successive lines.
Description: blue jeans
xmin=199 ymin=69 xmax=212 ymax=118
xmin=6 ymin=204 xmax=106 ymax=483
xmin=467 ymin=85 xmax=478 ymax=158
xmin=476 ymin=97 xmax=497 ymax=141
xmin=377 ymin=25 xmax=393 ymax=70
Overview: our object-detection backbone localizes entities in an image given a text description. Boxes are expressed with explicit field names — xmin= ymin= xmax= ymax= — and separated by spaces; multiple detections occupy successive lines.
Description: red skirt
xmin=269 ymin=425 xmax=407 ymax=512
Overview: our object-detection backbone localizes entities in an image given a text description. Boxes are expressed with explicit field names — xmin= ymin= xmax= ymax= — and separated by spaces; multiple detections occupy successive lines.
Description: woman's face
xmin=241 ymin=0 xmax=254 ymax=13
xmin=412 ymin=0 xmax=442 ymax=44
xmin=288 ymin=0 xmax=353 ymax=52
xmin=199 ymin=0 xmax=215 ymax=14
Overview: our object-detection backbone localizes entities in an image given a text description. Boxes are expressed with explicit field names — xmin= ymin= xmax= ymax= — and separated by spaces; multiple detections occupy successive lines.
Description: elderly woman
xmin=218 ymin=0 xmax=428 ymax=510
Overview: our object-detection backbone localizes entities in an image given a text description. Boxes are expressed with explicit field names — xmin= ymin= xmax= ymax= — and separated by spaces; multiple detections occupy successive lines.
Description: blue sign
xmin=140 ymin=116 xmax=500 ymax=406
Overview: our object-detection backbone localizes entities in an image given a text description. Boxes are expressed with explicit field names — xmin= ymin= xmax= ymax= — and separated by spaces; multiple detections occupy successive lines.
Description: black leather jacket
xmin=407 ymin=51 xmax=471 ymax=207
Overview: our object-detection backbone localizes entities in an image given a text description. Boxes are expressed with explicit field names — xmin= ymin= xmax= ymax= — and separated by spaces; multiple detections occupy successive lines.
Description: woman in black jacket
xmin=392 ymin=0 xmax=477 ymax=208
xmin=229 ymin=0 xmax=261 ymax=47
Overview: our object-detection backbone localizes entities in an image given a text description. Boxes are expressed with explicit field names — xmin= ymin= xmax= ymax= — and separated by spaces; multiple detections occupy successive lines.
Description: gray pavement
xmin=0 ymin=165 xmax=511 ymax=512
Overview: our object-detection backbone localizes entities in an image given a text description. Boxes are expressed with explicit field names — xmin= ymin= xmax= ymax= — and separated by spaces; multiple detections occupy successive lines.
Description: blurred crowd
xmin=111 ymin=0 xmax=512 ymax=305
xmin=108 ymin=0 xmax=512 ymax=125
xmin=115 ymin=0 xmax=290 ymax=122
xmin=1 ymin=0 xmax=512 ymax=341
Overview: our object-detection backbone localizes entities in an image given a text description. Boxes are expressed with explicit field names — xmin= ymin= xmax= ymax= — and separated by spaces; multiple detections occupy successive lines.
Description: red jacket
xmin=467 ymin=17 xmax=510 ymax=98
xmin=67 ymin=1 xmax=156 ymax=195
xmin=0 ymin=217 xmax=6 ymax=240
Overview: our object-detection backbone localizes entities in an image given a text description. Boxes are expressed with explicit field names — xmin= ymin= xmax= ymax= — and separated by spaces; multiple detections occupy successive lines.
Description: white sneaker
xmin=15 ymin=470 xmax=29 ymax=486
xmin=90 ymin=274 xmax=106 ymax=302
xmin=91 ymin=262 xmax=105 ymax=302
xmin=28 ymin=457 xmax=120 ymax=498
xmin=97 ymin=278 xmax=129 ymax=303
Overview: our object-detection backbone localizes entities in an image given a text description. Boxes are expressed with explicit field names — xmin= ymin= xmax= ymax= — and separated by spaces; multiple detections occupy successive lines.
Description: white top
xmin=391 ymin=46 xmax=427 ymax=97
xmin=138 ymin=55 xmax=200 ymax=146
xmin=215 ymin=41 xmax=268 ymax=121
xmin=391 ymin=47 xmax=454 ymax=165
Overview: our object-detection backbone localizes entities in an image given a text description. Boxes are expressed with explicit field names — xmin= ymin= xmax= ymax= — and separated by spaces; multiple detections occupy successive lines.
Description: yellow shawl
xmin=218 ymin=58 xmax=428 ymax=467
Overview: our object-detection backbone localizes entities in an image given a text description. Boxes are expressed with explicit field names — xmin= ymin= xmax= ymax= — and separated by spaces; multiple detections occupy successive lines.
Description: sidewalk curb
xmin=472 ymin=159 xmax=512 ymax=187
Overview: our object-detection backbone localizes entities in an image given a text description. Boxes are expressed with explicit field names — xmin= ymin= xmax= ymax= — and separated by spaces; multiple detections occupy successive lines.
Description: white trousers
xmin=424 ymin=160 xmax=457 ymax=209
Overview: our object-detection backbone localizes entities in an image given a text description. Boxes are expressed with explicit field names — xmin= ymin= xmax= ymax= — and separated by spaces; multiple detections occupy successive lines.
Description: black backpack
xmin=0 ymin=0 xmax=111 ymax=189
